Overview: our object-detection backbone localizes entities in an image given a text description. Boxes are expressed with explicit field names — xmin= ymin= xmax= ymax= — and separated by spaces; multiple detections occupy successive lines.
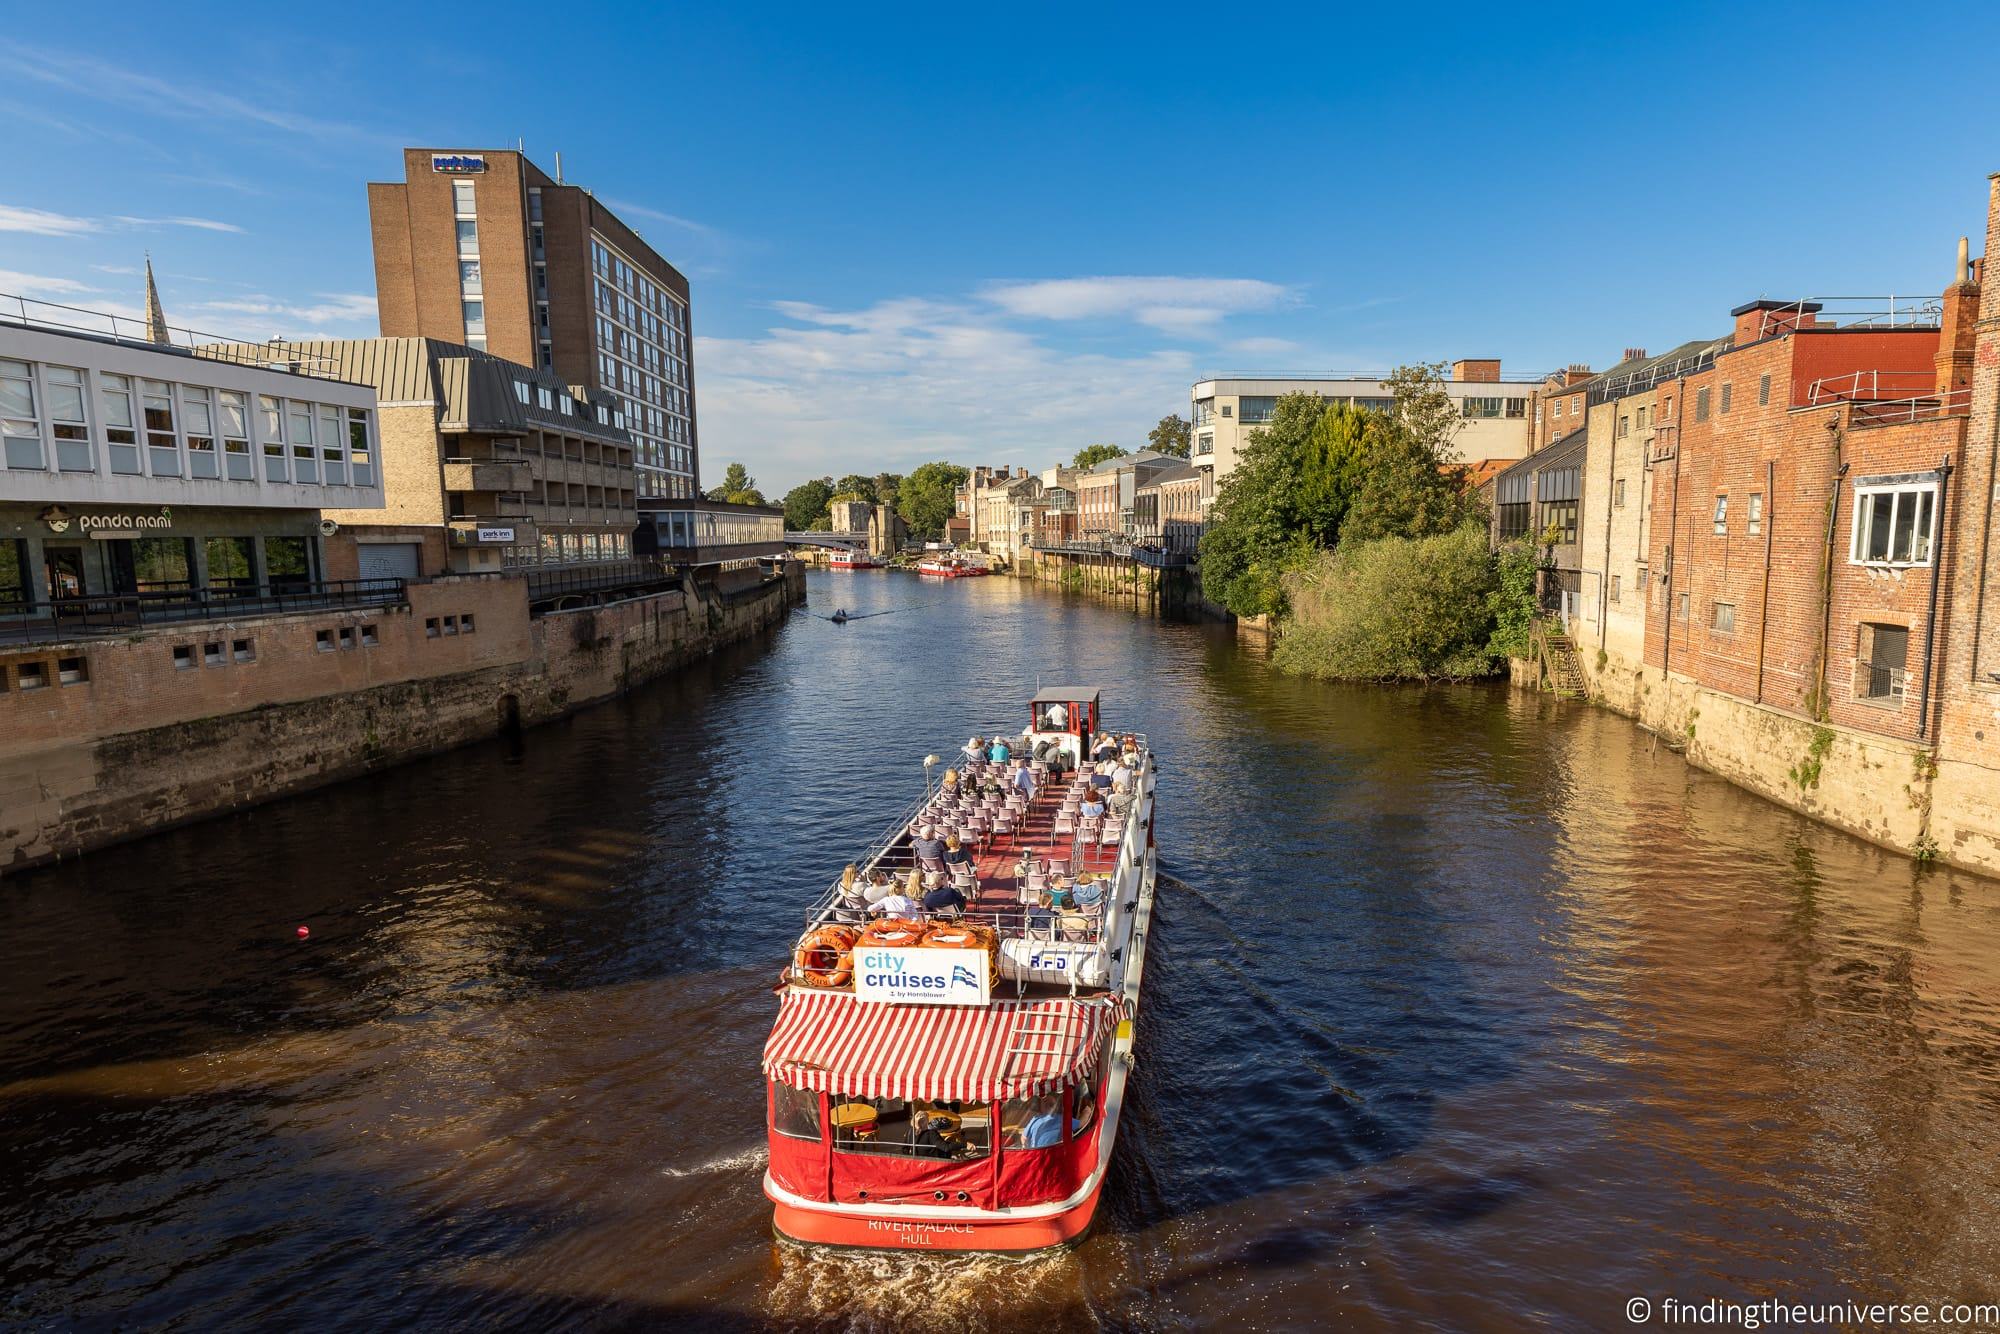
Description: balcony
xmin=443 ymin=458 xmax=536 ymax=493
xmin=0 ymin=579 xmax=407 ymax=646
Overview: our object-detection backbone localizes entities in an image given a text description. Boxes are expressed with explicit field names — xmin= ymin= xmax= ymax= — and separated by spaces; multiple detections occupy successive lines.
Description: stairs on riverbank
xmin=1540 ymin=628 xmax=1587 ymax=699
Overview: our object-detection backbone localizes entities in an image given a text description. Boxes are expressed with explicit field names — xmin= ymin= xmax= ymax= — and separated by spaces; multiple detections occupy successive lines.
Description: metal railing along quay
xmin=524 ymin=557 xmax=679 ymax=605
xmin=0 ymin=579 xmax=408 ymax=645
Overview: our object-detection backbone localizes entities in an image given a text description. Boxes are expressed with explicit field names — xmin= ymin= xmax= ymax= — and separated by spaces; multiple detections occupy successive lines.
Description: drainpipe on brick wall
xmin=1755 ymin=458 xmax=1775 ymax=704
xmin=1970 ymin=392 xmax=2000 ymax=684
xmin=1816 ymin=441 xmax=1850 ymax=719
xmin=1916 ymin=454 xmax=1955 ymax=740
xmin=1661 ymin=426 xmax=1682 ymax=681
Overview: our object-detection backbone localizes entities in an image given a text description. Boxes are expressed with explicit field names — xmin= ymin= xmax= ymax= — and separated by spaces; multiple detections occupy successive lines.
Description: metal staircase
xmin=1540 ymin=626 xmax=1587 ymax=699
xmin=1003 ymin=1008 xmax=1077 ymax=1065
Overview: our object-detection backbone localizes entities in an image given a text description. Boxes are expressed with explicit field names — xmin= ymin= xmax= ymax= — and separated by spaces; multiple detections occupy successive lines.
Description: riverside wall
xmin=1529 ymin=648 xmax=2000 ymax=880
xmin=1014 ymin=549 xmax=1231 ymax=622
xmin=0 ymin=564 xmax=804 ymax=873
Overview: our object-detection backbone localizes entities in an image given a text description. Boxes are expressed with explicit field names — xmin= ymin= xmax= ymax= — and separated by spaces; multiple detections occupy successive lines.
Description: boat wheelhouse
xmin=762 ymin=687 xmax=1156 ymax=1252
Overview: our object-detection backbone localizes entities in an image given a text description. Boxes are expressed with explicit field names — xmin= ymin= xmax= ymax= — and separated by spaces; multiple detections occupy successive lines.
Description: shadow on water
xmin=7 ymin=571 xmax=2000 ymax=1328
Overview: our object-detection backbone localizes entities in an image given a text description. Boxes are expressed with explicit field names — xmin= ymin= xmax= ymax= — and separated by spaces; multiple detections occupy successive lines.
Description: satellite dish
xmin=319 ymin=519 xmax=340 ymax=537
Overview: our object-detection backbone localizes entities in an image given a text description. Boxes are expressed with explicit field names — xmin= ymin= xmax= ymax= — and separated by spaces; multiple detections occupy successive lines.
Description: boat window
xmin=1071 ymin=1070 xmax=1097 ymax=1137
xmin=830 ymin=1097 xmax=991 ymax=1160
xmin=771 ymin=1082 xmax=822 ymax=1141
xmin=1002 ymin=1093 xmax=1066 ymax=1150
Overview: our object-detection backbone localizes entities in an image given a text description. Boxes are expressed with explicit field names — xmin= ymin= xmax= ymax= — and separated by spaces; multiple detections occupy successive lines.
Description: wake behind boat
xmin=761 ymin=687 xmax=1157 ymax=1252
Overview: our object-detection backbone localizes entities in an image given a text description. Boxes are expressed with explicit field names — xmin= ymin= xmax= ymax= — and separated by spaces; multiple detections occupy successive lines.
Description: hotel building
xmin=368 ymin=148 xmax=700 ymax=501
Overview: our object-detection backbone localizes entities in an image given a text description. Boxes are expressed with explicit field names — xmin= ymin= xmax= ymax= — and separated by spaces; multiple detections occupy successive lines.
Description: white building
xmin=1 ymin=278 xmax=383 ymax=620
xmin=1189 ymin=359 xmax=1541 ymax=505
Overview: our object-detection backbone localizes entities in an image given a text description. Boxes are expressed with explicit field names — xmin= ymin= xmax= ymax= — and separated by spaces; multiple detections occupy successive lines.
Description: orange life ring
xmin=795 ymin=924 xmax=858 ymax=987
xmin=858 ymin=918 xmax=927 ymax=948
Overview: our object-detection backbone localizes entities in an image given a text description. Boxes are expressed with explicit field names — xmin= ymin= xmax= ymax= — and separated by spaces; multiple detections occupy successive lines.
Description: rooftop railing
xmin=1749 ymin=296 xmax=1943 ymax=340
xmin=1845 ymin=386 xmax=1974 ymax=428
xmin=0 ymin=291 xmax=351 ymax=382
xmin=1805 ymin=369 xmax=1945 ymax=404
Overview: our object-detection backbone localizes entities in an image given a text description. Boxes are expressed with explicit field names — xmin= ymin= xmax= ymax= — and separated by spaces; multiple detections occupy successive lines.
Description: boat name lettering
xmin=853 ymin=946 xmax=991 ymax=1006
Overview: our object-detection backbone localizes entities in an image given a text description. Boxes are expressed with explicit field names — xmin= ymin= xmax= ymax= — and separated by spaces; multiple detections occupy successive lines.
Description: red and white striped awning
xmin=762 ymin=990 xmax=1117 ymax=1104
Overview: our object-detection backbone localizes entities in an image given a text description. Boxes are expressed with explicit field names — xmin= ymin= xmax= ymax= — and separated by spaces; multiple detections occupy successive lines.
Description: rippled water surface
xmin=5 ymin=571 xmax=2000 ymax=1330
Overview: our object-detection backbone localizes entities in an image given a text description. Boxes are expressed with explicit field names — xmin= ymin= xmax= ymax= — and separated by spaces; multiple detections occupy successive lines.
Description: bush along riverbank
xmin=1197 ymin=364 xmax=1543 ymax=681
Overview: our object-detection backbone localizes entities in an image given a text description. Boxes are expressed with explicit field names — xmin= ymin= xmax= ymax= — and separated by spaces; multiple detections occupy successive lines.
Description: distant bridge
xmin=784 ymin=530 xmax=869 ymax=551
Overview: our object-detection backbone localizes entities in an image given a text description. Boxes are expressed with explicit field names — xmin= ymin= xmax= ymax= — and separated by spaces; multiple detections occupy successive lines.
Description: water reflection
xmin=3 ymin=570 xmax=1999 ymax=1328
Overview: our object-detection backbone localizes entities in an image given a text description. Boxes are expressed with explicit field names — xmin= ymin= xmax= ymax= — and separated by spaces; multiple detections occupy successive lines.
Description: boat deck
xmin=900 ymin=762 xmax=1127 ymax=916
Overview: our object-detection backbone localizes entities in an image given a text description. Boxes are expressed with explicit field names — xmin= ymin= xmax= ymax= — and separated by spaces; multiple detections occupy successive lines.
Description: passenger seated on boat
xmin=1080 ymin=791 xmax=1106 ymax=820
xmin=1073 ymin=876 xmax=1108 ymax=911
xmin=1044 ymin=876 xmax=1077 ymax=911
xmin=963 ymin=736 xmax=985 ymax=761
xmin=872 ymin=874 xmax=923 ymax=921
xmin=1092 ymin=732 xmax=1118 ymax=762
xmin=909 ymin=1110 xmax=960 ymax=1160
xmin=939 ymin=768 xmax=960 ymax=795
xmin=921 ymin=881 xmax=967 ymax=917
xmin=942 ymin=835 xmax=971 ymax=869
xmin=987 ymin=735 xmax=1012 ymax=763
xmin=910 ymin=824 xmax=946 ymax=864
xmin=1108 ymin=778 xmax=1134 ymax=817
xmin=1015 ymin=1096 xmax=1064 ymax=1149
xmin=1011 ymin=761 xmax=1037 ymax=800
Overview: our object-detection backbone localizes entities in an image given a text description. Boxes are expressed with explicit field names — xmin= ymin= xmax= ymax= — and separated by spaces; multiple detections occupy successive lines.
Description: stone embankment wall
xmin=1533 ymin=650 xmax=2000 ymax=880
xmin=1016 ymin=550 xmax=1227 ymax=621
xmin=0 ymin=565 xmax=803 ymax=873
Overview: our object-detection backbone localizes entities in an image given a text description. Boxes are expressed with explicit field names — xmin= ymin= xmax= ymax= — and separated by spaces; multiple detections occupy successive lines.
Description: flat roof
xmin=1030 ymin=686 xmax=1101 ymax=704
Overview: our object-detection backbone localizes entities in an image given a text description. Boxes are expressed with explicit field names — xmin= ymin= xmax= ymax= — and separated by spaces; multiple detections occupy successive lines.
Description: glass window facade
xmin=590 ymin=236 xmax=694 ymax=498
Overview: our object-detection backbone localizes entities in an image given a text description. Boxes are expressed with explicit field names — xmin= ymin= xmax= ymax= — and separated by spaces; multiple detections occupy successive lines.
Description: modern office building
xmin=2 ymin=283 xmax=384 ymax=626
xmin=1189 ymin=359 xmax=1541 ymax=505
xmin=368 ymin=148 xmax=699 ymax=501
xmin=199 ymin=338 xmax=640 ymax=580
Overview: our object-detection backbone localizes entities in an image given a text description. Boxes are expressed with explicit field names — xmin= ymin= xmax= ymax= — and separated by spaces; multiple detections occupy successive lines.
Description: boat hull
xmin=767 ymin=1176 xmax=1103 ymax=1253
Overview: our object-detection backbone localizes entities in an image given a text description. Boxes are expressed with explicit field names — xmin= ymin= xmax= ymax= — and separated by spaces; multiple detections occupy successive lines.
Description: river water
xmin=4 ymin=570 xmax=2000 ymax=1331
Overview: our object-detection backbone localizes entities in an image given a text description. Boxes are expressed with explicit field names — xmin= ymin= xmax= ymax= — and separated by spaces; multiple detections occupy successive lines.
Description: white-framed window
xmin=184 ymin=386 xmax=218 ymax=478
xmin=1461 ymin=397 xmax=1503 ymax=418
xmin=1614 ymin=478 xmax=1626 ymax=508
xmin=1747 ymin=493 xmax=1763 ymax=536
xmin=1 ymin=358 xmax=43 ymax=471
xmin=1851 ymin=482 xmax=1937 ymax=566
xmin=514 ymin=380 xmax=531 ymax=405
xmin=1712 ymin=601 xmax=1735 ymax=634
xmin=287 ymin=399 xmax=317 ymax=483
xmin=259 ymin=394 xmax=286 ymax=480
xmin=47 ymin=365 xmax=92 ymax=471
xmin=220 ymin=390 xmax=252 ymax=479
xmin=347 ymin=407 xmax=374 ymax=486
xmin=318 ymin=404 xmax=345 ymax=483
xmin=1553 ymin=398 xmax=1564 ymax=419
xmin=451 ymin=179 xmax=476 ymax=217
xmin=537 ymin=386 xmax=553 ymax=410
xmin=456 ymin=219 xmax=478 ymax=258
xmin=1712 ymin=493 xmax=1727 ymax=534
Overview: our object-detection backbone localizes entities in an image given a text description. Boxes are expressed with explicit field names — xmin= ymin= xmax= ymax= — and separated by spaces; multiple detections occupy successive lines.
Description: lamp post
xmin=924 ymin=753 xmax=941 ymax=798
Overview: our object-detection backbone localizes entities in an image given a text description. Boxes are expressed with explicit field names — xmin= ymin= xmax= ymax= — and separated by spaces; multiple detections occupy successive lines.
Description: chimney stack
xmin=1731 ymin=299 xmax=1821 ymax=346
xmin=1450 ymin=358 xmax=1501 ymax=383
xmin=1622 ymin=347 xmax=1648 ymax=364
xmin=1936 ymin=234 xmax=1981 ymax=395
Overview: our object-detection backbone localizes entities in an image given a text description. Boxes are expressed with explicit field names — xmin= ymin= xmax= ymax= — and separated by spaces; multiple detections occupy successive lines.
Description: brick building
xmin=369 ymin=148 xmax=699 ymax=500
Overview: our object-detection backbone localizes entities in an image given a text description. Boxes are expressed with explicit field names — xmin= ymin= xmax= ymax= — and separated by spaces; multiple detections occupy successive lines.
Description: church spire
xmin=142 ymin=254 xmax=171 ymax=344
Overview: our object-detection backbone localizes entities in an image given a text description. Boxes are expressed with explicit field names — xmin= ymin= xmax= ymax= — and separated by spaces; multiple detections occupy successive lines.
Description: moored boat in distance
xmin=828 ymin=549 xmax=883 ymax=570
xmin=762 ymin=687 xmax=1156 ymax=1252
xmin=916 ymin=553 xmax=990 ymax=577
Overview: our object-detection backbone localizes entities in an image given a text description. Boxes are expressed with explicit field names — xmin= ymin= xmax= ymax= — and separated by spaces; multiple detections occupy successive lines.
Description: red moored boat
xmin=763 ymin=686 xmax=1156 ymax=1252
xmin=916 ymin=554 xmax=989 ymax=577
xmin=828 ymin=549 xmax=882 ymax=570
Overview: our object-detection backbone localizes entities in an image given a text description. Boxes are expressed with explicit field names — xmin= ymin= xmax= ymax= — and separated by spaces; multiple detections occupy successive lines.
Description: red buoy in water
xmin=296 ymin=925 xmax=310 ymax=940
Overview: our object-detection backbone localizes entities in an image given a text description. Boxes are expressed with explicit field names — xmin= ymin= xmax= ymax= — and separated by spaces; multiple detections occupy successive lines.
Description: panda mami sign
xmin=854 ymin=946 xmax=991 ymax=1006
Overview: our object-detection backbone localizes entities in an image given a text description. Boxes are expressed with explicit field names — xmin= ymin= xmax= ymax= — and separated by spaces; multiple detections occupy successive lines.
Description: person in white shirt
xmin=872 ymin=892 xmax=920 ymax=921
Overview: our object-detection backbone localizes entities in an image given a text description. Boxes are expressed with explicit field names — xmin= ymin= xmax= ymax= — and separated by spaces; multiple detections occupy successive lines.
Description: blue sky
xmin=4 ymin=3 xmax=1998 ymax=493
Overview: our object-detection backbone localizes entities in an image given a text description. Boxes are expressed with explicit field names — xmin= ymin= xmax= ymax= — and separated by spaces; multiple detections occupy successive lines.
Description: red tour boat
xmin=762 ymin=686 xmax=1156 ymax=1252
xmin=827 ymin=549 xmax=881 ymax=570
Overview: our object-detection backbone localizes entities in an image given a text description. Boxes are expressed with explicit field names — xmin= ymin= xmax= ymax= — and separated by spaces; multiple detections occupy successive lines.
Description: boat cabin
xmin=1026 ymin=686 xmax=1098 ymax=768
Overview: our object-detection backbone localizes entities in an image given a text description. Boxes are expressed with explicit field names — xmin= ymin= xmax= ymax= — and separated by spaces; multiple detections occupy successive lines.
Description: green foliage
xmin=1198 ymin=393 xmax=1328 ymax=617
xmin=1485 ymin=540 xmax=1542 ymax=659
xmin=1147 ymin=414 xmax=1192 ymax=458
xmin=1072 ymin=442 xmax=1129 ymax=470
xmin=707 ymin=462 xmax=765 ymax=506
xmin=1789 ymin=725 xmax=1836 ymax=790
xmin=781 ymin=477 xmax=833 ymax=532
xmin=897 ymin=461 xmax=970 ymax=539
xmin=1383 ymin=361 xmax=1465 ymax=462
xmin=1272 ymin=527 xmax=1500 ymax=681
xmin=833 ymin=474 xmax=878 ymax=504
xmin=873 ymin=473 xmax=903 ymax=510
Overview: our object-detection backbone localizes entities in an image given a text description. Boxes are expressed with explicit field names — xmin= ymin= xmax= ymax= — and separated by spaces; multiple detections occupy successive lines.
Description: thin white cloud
xmin=0 ymin=203 xmax=101 ymax=236
xmin=1230 ymin=336 xmax=1300 ymax=356
xmin=0 ymin=270 xmax=99 ymax=298
xmin=112 ymin=215 xmax=248 ymax=235
xmin=190 ymin=293 xmax=377 ymax=327
xmin=91 ymin=263 xmax=140 ymax=276
xmin=697 ymin=296 xmax=1193 ymax=489
xmin=0 ymin=45 xmax=386 ymax=146
xmin=601 ymin=197 xmax=720 ymax=239
xmin=982 ymin=275 xmax=1293 ymax=332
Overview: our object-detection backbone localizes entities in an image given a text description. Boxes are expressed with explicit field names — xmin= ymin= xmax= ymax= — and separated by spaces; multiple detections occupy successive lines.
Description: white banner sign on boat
xmin=853 ymin=946 xmax=991 ymax=1006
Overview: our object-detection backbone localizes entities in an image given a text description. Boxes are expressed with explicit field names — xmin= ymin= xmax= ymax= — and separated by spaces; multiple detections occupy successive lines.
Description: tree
xmin=1384 ymin=361 xmax=1465 ymax=464
xmin=897 ymin=461 xmax=970 ymax=539
xmin=1197 ymin=393 xmax=1327 ymax=617
xmin=707 ymin=462 xmax=766 ymax=506
xmin=873 ymin=472 xmax=903 ymax=510
xmin=1072 ymin=443 xmax=1128 ymax=470
xmin=1147 ymin=414 xmax=1192 ymax=458
xmin=833 ymin=474 xmax=878 ymax=504
xmin=1485 ymin=538 xmax=1545 ymax=660
xmin=782 ymin=477 xmax=833 ymax=532
xmin=1273 ymin=528 xmax=1500 ymax=681
xmin=1340 ymin=430 xmax=1489 ymax=546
